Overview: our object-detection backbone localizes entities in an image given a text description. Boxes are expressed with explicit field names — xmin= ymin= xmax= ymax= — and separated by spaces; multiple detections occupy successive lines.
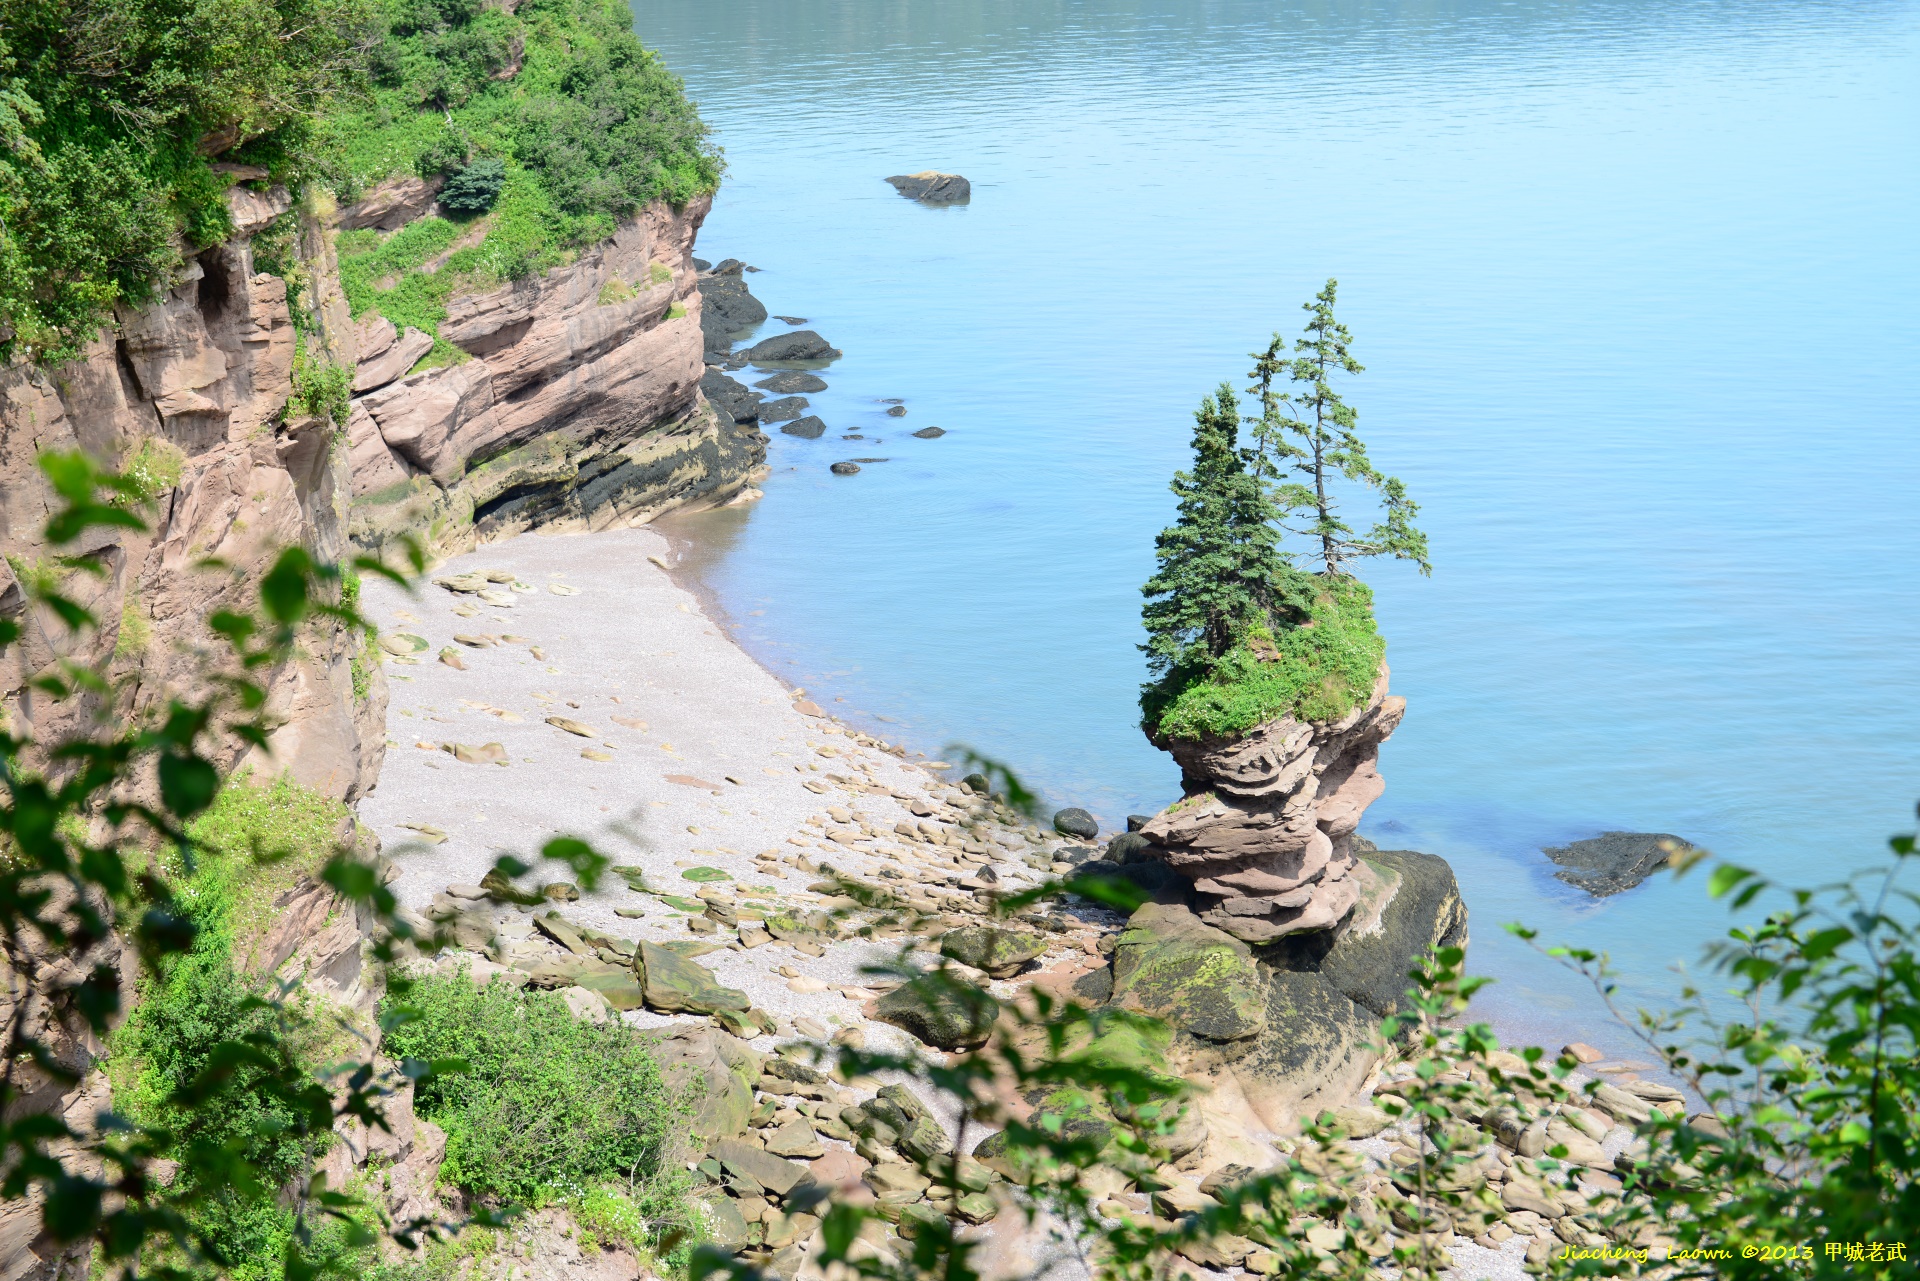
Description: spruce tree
xmin=1247 ymin=279 xmax=1431 ymax=577
xmin=1140 ymin=383 xmax=1287 ymax=677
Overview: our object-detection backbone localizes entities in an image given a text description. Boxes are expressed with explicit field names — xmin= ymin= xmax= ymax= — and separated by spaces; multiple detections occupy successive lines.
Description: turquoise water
xmin=640 ymin=0 xmax=1920 ymax=1049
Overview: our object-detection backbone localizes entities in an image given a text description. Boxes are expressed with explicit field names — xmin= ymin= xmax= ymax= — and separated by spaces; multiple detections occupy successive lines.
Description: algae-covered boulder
xmin=873 ymin=973 xmax=999 ymax=1050
xmin=938 ymin=925 xmax=1045 ymax=979
xmin=1108 ymin=902 xmax=1266 ymax=1042
xmin=651 ymin=1023 xmax=763 ymax=1143
xmin=635 ymin=941 xmax=751 ymax=1016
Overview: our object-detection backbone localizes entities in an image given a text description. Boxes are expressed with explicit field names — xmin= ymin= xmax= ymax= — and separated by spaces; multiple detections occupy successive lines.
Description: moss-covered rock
xmin=1108 ymin=902 xmax=1266 ymax=1042
xmin=873 ymin=974 xmax=999 ymax=1050
xmin=938 ymin=925 xmax=1046 ymax=978
xmin=635 ymin=941 xmax=750 ymax=1016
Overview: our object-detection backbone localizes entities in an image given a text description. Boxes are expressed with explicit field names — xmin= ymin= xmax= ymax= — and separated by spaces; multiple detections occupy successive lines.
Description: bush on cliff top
xmin=0 ymin=0 xmax=378 ymax=362
xmin=1141 ymin=572 xmax=1384 ymax=740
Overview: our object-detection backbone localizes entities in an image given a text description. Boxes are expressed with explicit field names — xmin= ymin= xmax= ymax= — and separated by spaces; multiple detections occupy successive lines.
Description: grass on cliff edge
xmin=327 ymin=0 xmax=718 ymax=357
xmin=1141 ymin=574 xmax=1385 ymax=741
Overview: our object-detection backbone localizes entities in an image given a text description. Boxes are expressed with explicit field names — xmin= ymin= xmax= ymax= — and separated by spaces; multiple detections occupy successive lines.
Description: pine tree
xmin=1140 ymin=383 xmax=1287 ymax=677
xmin=1247 ymin=279 xmax=1431 ymax=577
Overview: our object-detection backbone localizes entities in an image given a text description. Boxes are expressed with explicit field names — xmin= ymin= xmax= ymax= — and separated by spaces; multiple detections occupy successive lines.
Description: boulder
xmin=742 ymin=330 xmax=841 ymax=364
xmin=830 ymin=461 xmax=861 ymax=476
xmin=710 ymin=1137 xmax=808 ymax=1196
xmin=698 ymin=267 xmax=768 ymax=350
xmin=759 ymin=396 xmax=809 ymax=422
xmin=635 ymin=941 xmax=751 ymax=1016
xmin=1106 ymin=903 xmax=1266 ymax=1042
xmin=754 ymin=371 xmax=828 ymax=393
xmin=1052 ymin=807 xmax=1098 ymax=839
xmin=1542 ymin=832 xmax=1696 ymax=897
xmin=696 ymin=1194 xmax=753 ymax=1253
xmin=910 ymin=426 xmax=946 ymax=438
xmin=938 ymin=925 xmax=1045 ymax=978
xmin=780 ymin=415 xmax=826 ymax=439
xmin=873 ymin=974 xmax=999 ymax=1050
xmin=765 ymin=1121 xmax=826 ymax=1159
xmin=885 ymin=172 xmax=971 ymax=204
xmin=651 ymin=1023 xmax=762 ymax=1143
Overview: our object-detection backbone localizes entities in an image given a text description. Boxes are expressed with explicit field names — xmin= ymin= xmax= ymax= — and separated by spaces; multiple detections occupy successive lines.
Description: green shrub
xmin=116 ymin=436 xmax=186 ymax=505
xmin=287 ymin=338 xmax=353 ymax=426
xmin=382 ymin=970 xmax=688 ymax=1209
xmin=439 ymin=157 xmax=505 ymax=214
xmin=1142 ymin=572 xmax=1385 ymax=739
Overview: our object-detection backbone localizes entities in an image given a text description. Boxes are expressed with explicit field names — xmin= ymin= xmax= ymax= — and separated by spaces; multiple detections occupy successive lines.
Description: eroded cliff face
xmin=340 ymin=187 xmax=766 ymax=564
xmin=0 ymin=172 xmax=758 ymax=1279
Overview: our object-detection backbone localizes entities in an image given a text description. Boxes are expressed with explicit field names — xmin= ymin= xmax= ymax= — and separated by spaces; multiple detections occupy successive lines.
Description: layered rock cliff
xmin=1141 ymin=665 xmax=1406 ymax=943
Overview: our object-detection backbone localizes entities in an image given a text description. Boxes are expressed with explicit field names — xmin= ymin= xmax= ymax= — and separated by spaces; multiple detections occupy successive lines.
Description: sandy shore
xmin=356 ymin=524 xmax=1082 ymax=1053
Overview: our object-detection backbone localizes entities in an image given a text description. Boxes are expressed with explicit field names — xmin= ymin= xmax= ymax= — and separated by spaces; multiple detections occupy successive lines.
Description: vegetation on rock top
xmin=1140 ymin=280 xmax=1421 ymax=739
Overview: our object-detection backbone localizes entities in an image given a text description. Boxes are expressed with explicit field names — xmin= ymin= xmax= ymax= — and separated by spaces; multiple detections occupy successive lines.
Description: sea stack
xmin=1139 ymin=665 xmax=1404 ymax=943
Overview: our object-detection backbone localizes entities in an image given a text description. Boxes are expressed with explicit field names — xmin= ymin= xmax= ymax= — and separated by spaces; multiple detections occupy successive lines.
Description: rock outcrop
xmin=345 ymin=195 xmax=768 ymax=563
xmin=1140 ymin=666 xmax=1405 ymax=944
xmin=1543 ymin=831 xmax=1694 ymax=896
xmin=885 ymin=172 xmax=971 ymax=204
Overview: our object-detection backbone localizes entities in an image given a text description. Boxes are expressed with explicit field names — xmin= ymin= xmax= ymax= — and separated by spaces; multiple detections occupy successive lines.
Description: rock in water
xmin=698 ymin=261 xmax=767 ymax=352
xmin=635 ymin=941 xmax=751 ymax=1016
xmin=760 ymin=395 xmax=809 ymax=422
xmin=1053 ymin=807 xmax=1098 ymax=839
xmin=780 ymin=416 xmax=827 ymax=439
xmin=1542 ymin=832 xmax=1695 ymax=896
xmin=911 ymin=426 xmax=946 ymax=438
xmin=742 ymin=330 xmax=841 ymax=364
xmin=829 ymin=461 xmax=861 ymax=475
xmin=754 ymin=371 xmax=828 ymax=393
xmin=885 ymin=172 xmax=971 ymax=204
xmin=939 ymin=925 xmax=1046 ymax=978
xmin=1137 ymin=664 xmax=1405 ymax=943
xmin=700 ymin=369 xmax=763 ymax=423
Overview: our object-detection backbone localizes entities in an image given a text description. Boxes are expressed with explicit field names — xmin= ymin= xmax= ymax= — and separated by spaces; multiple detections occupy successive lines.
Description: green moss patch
xmin=1142 ymin=574 xmax=1384 ymax=740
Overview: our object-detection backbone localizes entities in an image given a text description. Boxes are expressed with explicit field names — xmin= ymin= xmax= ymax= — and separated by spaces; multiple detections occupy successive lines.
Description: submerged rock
xmin=886 ymin=172 xmax=971 ymax=203
xmin=911 ymin=426 xmax=946 ymax=438
xmin=781 ymin=416 xmax=826 ymax=439
xmin=1543 ymin=832 xmax=1696 ymax=897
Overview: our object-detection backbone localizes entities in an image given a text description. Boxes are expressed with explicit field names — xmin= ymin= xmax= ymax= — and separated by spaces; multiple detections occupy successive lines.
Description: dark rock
xmin=743 ymin=330 xmax=841 ymax=364
xmin=872 ymin=974 xmax=999 ymax=1050
xmin=698 ymin=270 xmax=768 ymax=349
xmin=1106 ymin=832 xmax=1151 ymax=864
xmin=775 ymin=315 xmax=807 ymax=324
xmin=1071 ymin=966 xmax=1114 ymax=1003
xmin=885 ymin=172 xmax=971 ymax=204
xmin=693 ymin=257 xmax=712 ymax=271
xmin=829 ymin=462 xmax=861 ymax=476
xmin=780 ymin=416 xmax=826 ymax=439
xmin=701 ymin=370 xmax=763 ymax=423
xmin=1127 ymin=814 xmax=1152 ymax=832
xmin=760 ymin=396 xmax=809 ymax=422
xmin=755 ymin=371 xmax=828 ymax=393
xmin=961 ymin=773 xmax=991 ymax=794
xmin=1542 ymin=832 xmax=1695 ymax=897
xmin=1230 ymin=846 xmax=1470 ymax=1117
xmin=1053 ymin=807 xmax=1098 ymax=839
xmin=1056 ymin=844 xmax=1100 ymax=866
xmin=939 ymin=925 xmax=1046 ymax=978
xmin=886 ymin=405 xmax=908 ymax=417
xmin=849 ymin=457 xmax=890 ymax=463
xmin=1069 ymin=859 xmax=1189 ymax=903
xmin=911 ymin=426 xmax=946 ymax=439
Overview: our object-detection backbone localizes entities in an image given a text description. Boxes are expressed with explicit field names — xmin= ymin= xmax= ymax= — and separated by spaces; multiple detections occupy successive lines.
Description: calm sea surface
xmin=636 ymin=0 xmax=1920 ymax=1050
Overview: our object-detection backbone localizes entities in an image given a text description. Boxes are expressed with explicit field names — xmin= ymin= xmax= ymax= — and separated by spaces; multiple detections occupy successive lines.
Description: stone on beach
xmin=636 ymin=941 xmax=752 ymax=1016
xmin=938 ymin=925 xmax=1045 ymax=978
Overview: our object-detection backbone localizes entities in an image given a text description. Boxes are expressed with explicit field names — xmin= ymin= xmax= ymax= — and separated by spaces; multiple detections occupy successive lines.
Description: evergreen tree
xmin=1140 ymin=383 xmax=1287 ymax=677
xmin=1247 ymin=279 xmax=1431 ymax=577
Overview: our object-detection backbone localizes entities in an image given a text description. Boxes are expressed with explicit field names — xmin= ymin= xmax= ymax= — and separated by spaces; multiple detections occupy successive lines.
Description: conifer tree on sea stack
xmin=1248 ymin=278 xmax=1431 ymax=578
xmin=1139 ymin=383 xmax=1287 ymax=677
